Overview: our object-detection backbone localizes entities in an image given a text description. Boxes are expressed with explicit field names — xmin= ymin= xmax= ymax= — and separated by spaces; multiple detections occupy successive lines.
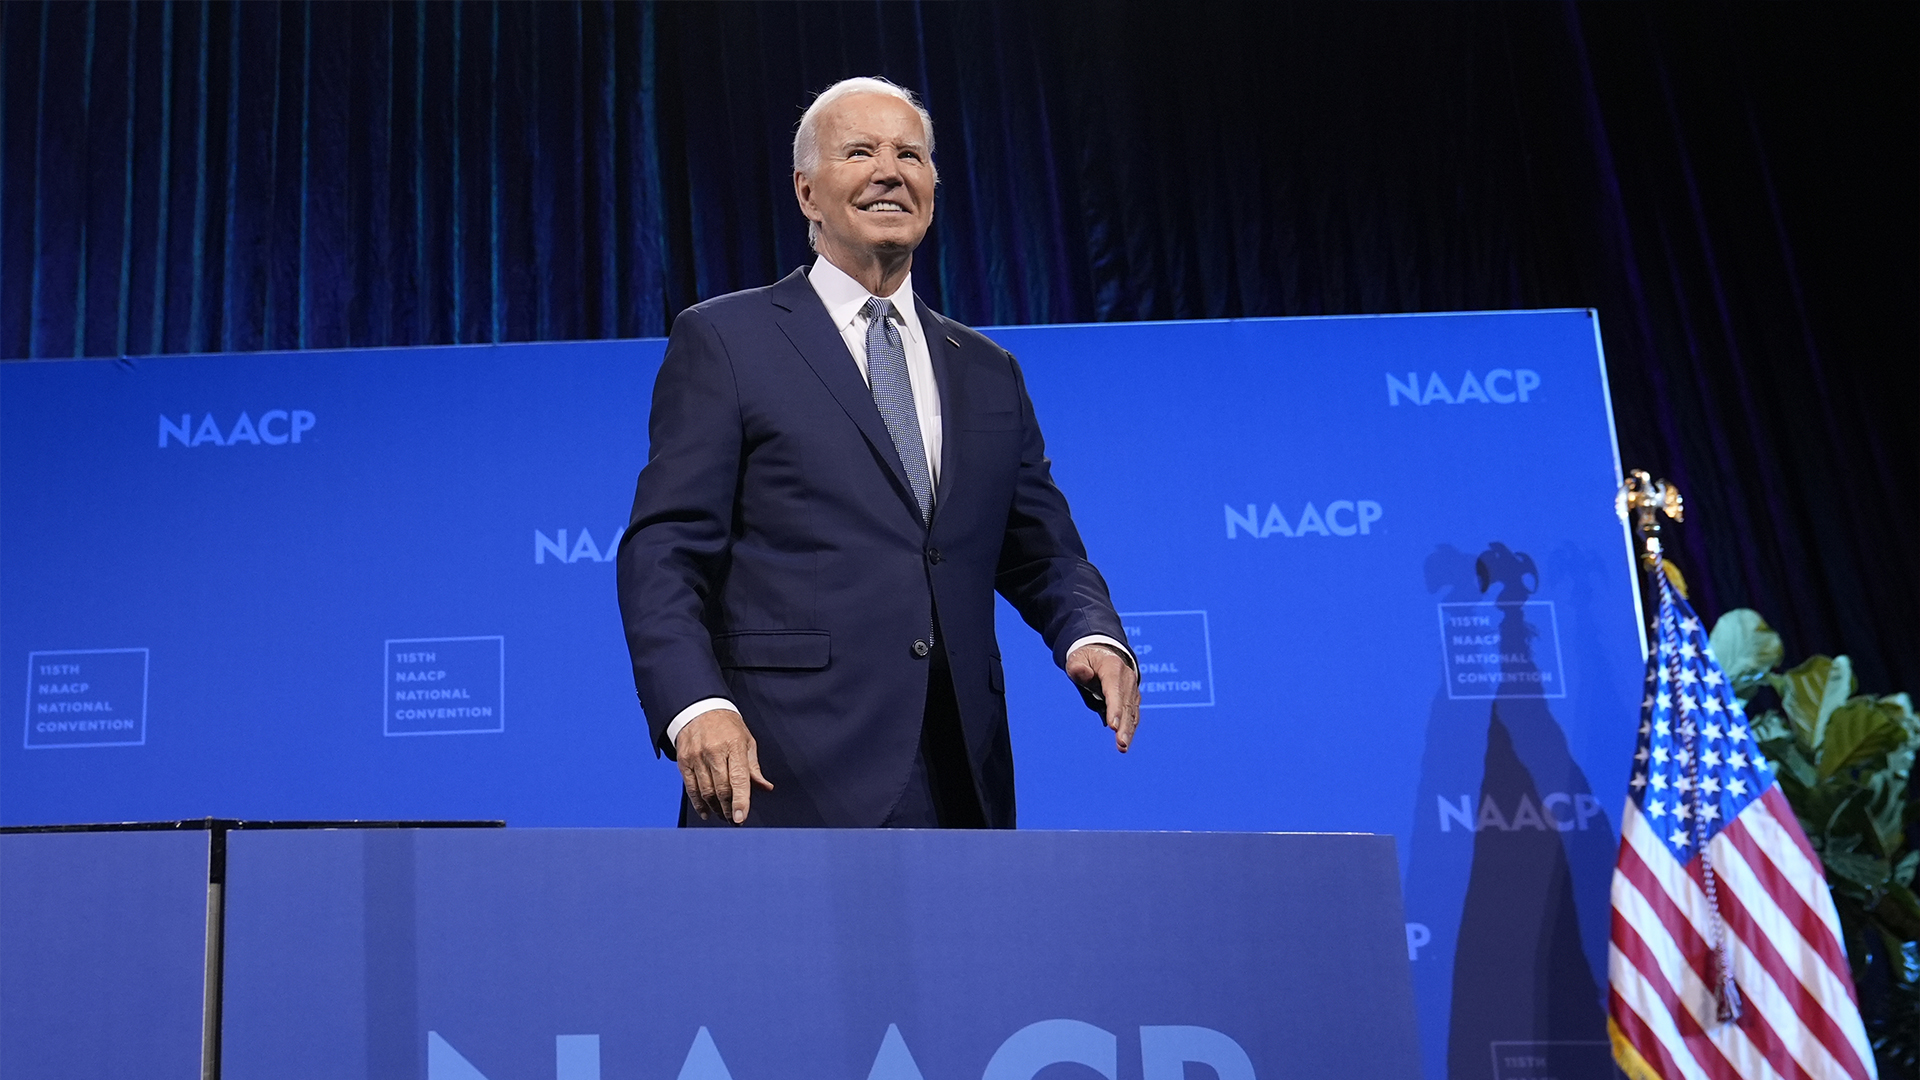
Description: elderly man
xmin=616 ymin=76 xmax=1138 ymax=828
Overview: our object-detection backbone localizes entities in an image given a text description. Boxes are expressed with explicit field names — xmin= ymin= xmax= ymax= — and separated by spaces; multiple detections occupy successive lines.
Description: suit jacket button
xmin=927 ymin=548 xmax=942 ymax=564
xmin=912 ymin=639 xmax=930 ymax=658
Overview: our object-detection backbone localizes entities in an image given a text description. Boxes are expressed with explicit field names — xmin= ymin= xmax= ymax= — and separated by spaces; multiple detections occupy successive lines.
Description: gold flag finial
xmin=1619 ymin=469 xmax=1684 ymax=571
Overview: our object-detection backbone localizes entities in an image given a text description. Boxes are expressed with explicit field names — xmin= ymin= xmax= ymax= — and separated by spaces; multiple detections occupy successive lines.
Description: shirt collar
xmin=808 ymin=256 xmax=923 ymax=345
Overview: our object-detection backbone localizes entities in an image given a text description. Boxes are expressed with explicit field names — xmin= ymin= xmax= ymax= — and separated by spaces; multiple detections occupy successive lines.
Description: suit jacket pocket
xmin=714 ymin=630 xmax=831 ymax=670
xmin=962 ymin=409 xmax=1020 ymax=432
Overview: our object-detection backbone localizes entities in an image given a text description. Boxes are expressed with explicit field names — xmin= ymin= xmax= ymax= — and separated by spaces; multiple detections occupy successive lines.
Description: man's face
xmin=795 ymin=93 xmax=935 ymax=265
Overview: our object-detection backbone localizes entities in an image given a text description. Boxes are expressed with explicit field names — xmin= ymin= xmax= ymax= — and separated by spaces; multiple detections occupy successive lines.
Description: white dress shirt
xmin=808 ymin=256 xmax=944 ymax=487
xmin=665 ymin=257 xmax=1130 ymax=749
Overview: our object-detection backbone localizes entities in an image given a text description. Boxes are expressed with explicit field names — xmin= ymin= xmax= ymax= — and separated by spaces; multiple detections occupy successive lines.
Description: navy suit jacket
xmin=616 ymin=267 xmax=1126 ymax=827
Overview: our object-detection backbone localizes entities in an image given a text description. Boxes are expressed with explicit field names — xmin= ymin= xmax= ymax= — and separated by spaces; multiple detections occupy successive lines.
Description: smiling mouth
xmin=859 ymin=201 xmax=908 ymax=213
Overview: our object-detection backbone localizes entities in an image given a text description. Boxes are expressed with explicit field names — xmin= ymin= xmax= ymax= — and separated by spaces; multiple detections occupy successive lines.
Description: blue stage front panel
xmin=1 ymin=310 xmax=1643 ymax=1080
xmin=219 ymin=828 xmax=1419 ymax=1080
xmin=0 ymin=829 xmax=210 ymax=1079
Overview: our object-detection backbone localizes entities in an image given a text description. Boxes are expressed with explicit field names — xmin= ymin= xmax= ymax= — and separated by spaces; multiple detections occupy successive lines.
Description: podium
xmin=4 ymin=828 xmax=1418 ymax=1079
xmin=0 ymin=827 xmax=211 ymax=1080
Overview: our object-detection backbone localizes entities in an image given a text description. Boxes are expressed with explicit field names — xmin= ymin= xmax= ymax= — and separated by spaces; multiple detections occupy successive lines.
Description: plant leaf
xmin=1818 ymin=698 xmax=1909 ymax=779
xmin=1881 ymin=691 xmax=1918 ymax=726
xmin=1895 ymin=850 xmax=1919 ymax=889
xmin=1824 ymin=848 xmax=1893 ymax=895
xmin=1773 ymin=654 xmax=1855 ymax=750
xmin=1708 ymin=609 xmax=1782 ymax=700
xmin=1761 ymin=737 xmax=1819 ymax=793
xmin=1879 ymin=693 xmax=1919 ymax=783
xmin=1869 ymin=784 xmax=1911 ymax=862
xmin=1750 ymin=707 xmax=1794 ymax=748
xmin=1869 ymin=882 xmax=1920 ymax=941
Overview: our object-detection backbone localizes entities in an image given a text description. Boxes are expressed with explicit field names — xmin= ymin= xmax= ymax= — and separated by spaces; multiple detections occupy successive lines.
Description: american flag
xmin=1609 ymin=572 xmax=1877 ymax=1080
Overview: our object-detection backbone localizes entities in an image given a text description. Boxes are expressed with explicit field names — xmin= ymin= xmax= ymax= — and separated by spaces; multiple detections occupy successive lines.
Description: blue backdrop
xmin=1 ymin=310 xmax=1642 ymax=1080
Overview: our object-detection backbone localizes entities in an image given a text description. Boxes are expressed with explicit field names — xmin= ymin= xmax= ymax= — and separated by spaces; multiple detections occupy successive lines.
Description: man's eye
xmin=848 ymin=148 xmax=871 ymax=158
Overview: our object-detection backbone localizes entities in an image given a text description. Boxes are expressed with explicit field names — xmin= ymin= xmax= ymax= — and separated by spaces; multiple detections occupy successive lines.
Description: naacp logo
xmin=1225 ymin=501 xmax=1381 ymax=539
xmin=535 ymin=528 xmax=623 ymax=564
xmin=159 ymin=411 xmax=315 ymax=446
xmin=429 ymin=1020 xmax=1256 ymax=1080
xmin=1387 ymin=370 xmax=1538 ymax=406
xmin=1437 ymin=792 xmax=1606 ymax=832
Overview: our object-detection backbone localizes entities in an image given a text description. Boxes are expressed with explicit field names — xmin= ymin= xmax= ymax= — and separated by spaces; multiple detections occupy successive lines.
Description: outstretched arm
xmin=615 ymin=309 xmax=768 ymax=821
xmin=991 ymin=352 xmax=1141 ymax=752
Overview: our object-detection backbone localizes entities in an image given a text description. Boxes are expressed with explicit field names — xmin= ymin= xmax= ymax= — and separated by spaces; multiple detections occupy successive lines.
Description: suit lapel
xmin=768 ymin=268 xmax=919 ymax=518
xmin=921 ymin=301 xmax=964 ymax=519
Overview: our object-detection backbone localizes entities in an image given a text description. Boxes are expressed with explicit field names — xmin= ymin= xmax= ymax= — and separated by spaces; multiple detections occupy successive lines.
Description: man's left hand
xmin=1066 ymin=644 xmax=1141 ymax=752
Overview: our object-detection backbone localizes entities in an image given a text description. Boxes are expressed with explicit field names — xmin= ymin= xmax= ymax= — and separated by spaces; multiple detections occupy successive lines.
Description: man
xmin=616 ymin=76 xmax=1138 ymax=828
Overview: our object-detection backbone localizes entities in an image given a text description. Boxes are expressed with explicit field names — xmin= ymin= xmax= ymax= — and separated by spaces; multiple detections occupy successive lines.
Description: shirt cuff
xmin=1066 ymin=634 xmax=1135 ymax=670
xmin=664 ymin=697 xmax=738 ymax=751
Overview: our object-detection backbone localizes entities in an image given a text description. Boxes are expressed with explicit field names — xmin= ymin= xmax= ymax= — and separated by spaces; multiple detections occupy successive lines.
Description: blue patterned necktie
xmin=861 ymin=298 xmax=934 ymax=526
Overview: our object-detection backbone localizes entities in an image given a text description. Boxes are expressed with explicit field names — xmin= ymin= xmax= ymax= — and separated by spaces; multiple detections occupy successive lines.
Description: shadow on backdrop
xmin=1407 ymin=542 xmax=1622 ymax=1080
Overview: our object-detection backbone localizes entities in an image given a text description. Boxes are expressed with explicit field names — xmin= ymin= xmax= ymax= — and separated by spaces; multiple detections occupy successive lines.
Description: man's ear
xmin=793 ymin=170 xmax=820 ymax=223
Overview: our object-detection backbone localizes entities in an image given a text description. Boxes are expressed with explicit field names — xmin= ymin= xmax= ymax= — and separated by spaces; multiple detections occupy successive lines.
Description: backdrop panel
xmin=0 ymin=310 xmax=1643 ymax=1079
xmin=218 ymin=827 xmax=1419 ymax=1080
xmin=0 ymin=829 xmax=210 ymax=1080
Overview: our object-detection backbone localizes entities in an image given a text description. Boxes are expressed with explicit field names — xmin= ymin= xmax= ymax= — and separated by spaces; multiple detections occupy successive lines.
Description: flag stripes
xmin=1719 ymin=822 xmax=1853 ymax=996
xmin=1615 ymin=811 xmax=1789 ymax=1080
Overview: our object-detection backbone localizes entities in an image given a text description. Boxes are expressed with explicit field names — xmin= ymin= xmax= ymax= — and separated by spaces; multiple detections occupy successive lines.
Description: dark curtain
xmin=2 ymin=1 xmax=1915 ymax=694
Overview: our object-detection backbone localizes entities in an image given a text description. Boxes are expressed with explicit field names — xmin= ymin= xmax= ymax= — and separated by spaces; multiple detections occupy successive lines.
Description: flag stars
xmin=1637 ymin=593 xmax=1769 ymax=853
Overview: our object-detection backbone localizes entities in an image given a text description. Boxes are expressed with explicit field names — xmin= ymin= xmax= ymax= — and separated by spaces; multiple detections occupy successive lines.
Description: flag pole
xmin=1620 ymin=470 xmax=1742 ymax=1024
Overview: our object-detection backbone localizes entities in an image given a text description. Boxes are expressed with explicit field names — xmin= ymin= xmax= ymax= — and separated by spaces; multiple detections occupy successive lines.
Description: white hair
xmin=793 ymin=77 xmax=936 ymax=248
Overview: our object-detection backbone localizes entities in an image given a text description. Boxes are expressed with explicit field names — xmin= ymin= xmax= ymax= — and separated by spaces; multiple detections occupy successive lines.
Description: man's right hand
xmin=673 ymin=708 xmax=774 ymax=824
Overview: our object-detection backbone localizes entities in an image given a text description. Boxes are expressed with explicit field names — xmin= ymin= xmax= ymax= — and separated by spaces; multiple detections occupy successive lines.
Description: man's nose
xmin=870 ymin=148 xmax=904 ymax=181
